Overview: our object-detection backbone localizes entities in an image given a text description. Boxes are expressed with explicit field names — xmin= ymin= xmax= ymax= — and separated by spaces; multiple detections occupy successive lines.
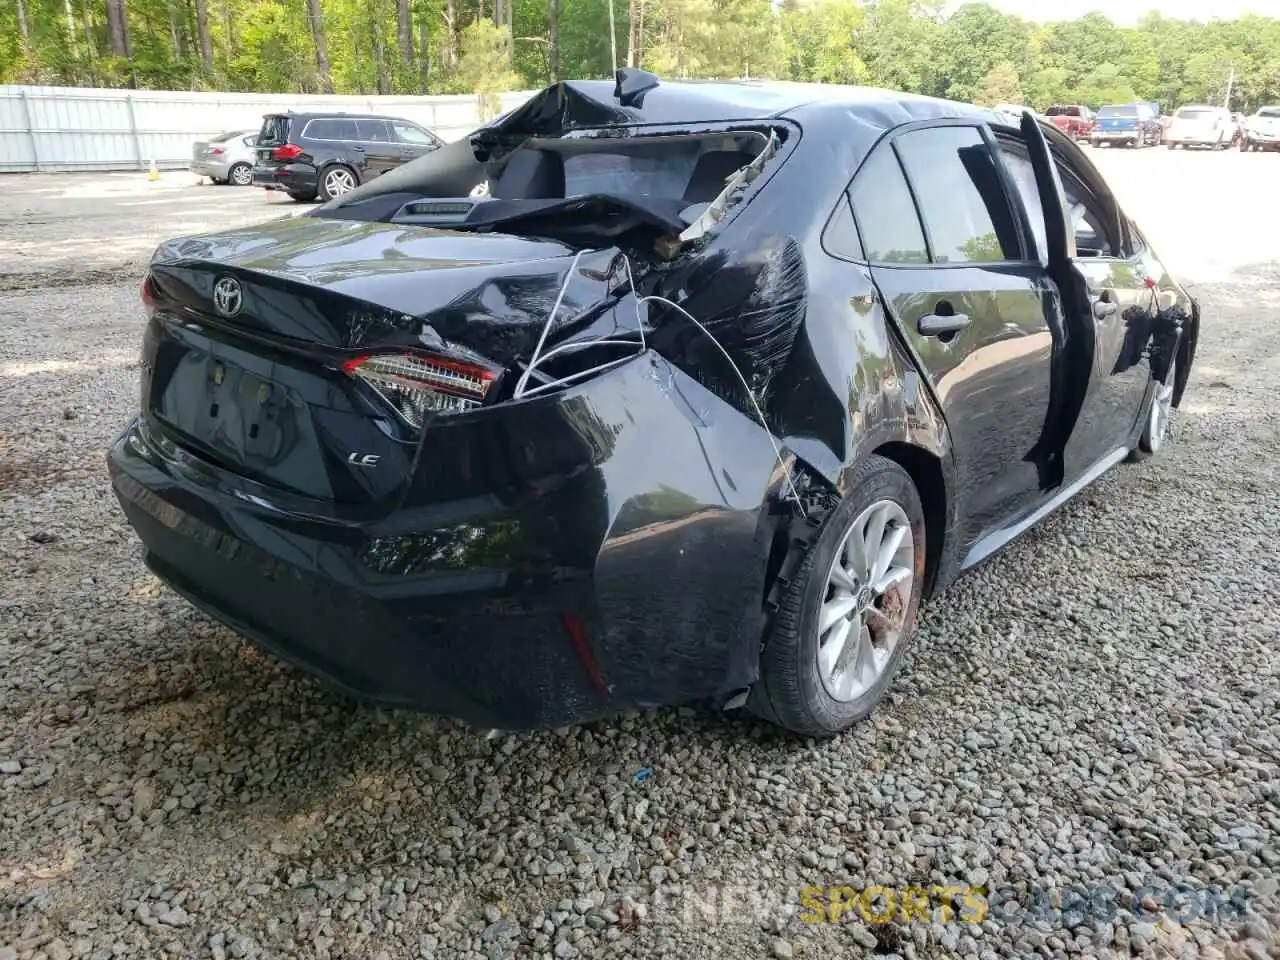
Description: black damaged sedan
xmin=109 ymin=72 xmax=1199 ymax=737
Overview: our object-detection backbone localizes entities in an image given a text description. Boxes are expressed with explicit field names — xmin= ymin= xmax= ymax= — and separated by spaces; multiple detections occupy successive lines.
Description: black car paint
xmin=252 ymin=112 xmax=443 ymax=199
xmin=109 ymin=77 xmax=1198 ymax=729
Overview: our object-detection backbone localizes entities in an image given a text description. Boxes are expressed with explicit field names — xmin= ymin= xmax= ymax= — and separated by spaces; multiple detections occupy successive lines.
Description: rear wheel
xmin=318 ymin=165 xmax=357 ymax=202
xmin=751 ymin=456 xmax=927 ymax=737
xmin=228 ymin=162 xmax=253 ymax=186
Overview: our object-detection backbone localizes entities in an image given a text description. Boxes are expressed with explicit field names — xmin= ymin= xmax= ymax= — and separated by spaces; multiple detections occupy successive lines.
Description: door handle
xmin=918 ymin=312 xmax=971 ymax=337
xmin=350 ymin=145 xmax=365 ymax=152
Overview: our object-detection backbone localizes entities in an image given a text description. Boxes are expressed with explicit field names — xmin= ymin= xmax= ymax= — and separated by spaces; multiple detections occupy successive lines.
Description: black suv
xmin=252 ymin=112 xmax=444 ymax=202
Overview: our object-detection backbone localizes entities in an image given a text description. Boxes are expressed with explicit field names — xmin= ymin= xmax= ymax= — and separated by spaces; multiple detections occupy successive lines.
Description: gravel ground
xmin=2 ymin=154 xmax=1279 ymax=960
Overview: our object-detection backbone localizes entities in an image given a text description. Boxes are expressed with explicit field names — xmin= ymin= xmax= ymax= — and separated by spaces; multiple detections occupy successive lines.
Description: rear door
xmin=850 ymin=122 xmax=1057 ymax=546
xmin=354 ymin=119 xmax=403 ymax=177
xmin=1009 ymin=116 xmax=1153 ymax=481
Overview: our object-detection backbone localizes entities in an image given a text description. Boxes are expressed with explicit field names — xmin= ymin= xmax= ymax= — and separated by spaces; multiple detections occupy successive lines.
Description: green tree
xmin=453 ymin=19 xmax=520 ymax=115
xmin=975 ymin=60 xmax=1022 ymax=105
xmin=937 ymin=3 xmax=1033 ymax=102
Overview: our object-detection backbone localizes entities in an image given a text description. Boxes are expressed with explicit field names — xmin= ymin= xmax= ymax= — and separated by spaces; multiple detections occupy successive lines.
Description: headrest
xmin=682 ymin=151 xmax=751 ymax=204
xmin=491 ymin=149 xmax=565 ymax=200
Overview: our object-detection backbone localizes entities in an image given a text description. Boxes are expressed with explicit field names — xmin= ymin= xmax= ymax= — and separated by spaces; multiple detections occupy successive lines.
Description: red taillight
xmin=271 ymin=143 xmax=304 ymax=161
xmin=210 ymin=146 xmax=225 ymax=156
xmin=140 ymin=275 xmax=157 ymax=315
xmin=343 ymin=352 xmax=495 ymax=427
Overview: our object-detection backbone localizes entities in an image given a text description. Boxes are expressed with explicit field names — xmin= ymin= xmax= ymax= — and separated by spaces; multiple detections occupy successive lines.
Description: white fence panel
xmin=0 ymin=85 xmax=536 ymax=174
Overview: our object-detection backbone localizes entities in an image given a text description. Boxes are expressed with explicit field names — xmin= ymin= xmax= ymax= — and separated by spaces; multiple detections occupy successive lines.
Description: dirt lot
xmin=1 ymin=152 xmax=1279 ymax=960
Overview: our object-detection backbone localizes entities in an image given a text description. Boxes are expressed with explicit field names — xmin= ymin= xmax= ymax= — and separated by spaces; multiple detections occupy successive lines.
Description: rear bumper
xmin=252 ymin=163 xmax=317 ymax=194
xmin=190 ymin=160 xmax=231 ymax=178
xmin=1091 ymin=130 xmax=1141 ymax=142
xmin=106 ymin=355 xmax=782 ymax=729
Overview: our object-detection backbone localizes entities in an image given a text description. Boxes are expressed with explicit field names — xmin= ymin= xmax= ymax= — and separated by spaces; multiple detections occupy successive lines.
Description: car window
xmin=258 ymin=116 xmax=291 ymax=144
xmin=562 ymin=144 xmax=703 ymax=199
xmin=848 ymin=146 xmax=928 ymax=264
xmin=243 ymin=135 xmax=257 ymax=147
xmin=997 ymin=141 xmax=1117 ymax=259
xmin=995 ymin=147 xmax=1047 ymax=258
xmin=894 ymin=126 xmax=1021 ymax=264
xmin=1258 ymin=107 xmax=1280 ymax=118
xmin=306 ymin=118 xmax=359 ymax=141
xmin=391 ymin=122 xmax=437 ymax=145
xmin=357 ymin=119 xmax=393 ymax=142
xmin=822 ymin=194 xmax=864 ymax=262
xmin=1098 ymin=106 xmax=1137 ymax=118
xmin=1175 ymin=107 xmax=1214 ymax=120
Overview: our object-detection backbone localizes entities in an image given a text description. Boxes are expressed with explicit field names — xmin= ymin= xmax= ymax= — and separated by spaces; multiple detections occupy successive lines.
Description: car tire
xmin=750 ymin=455 xmax=927 ymax=738
xmin=1127 ymin=360 xmax=1177 ymax=462
xmin=228 ymin=163 xmax=253 ymax=186
xmin=1240 ymin=138 xmax=1250 ymax=152
xmin=318 ymin=165 xmax=358 ymax=202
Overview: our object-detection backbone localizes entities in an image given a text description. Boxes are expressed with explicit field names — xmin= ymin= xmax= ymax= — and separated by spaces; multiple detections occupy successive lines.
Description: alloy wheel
xmin=230 ymin=164 xmax=252 ymax=186
xmin=324 ymin=168 xmax=356 ymax=197
xmin=1148 ymin=361 xmax=1177 ymax=453
xmin=816 ymin=499 xmax=915 ymax=703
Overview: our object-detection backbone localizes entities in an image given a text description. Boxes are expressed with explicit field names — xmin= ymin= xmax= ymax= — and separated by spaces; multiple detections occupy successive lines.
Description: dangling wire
xmin=513 ymin=248 xmax=586 ymax=399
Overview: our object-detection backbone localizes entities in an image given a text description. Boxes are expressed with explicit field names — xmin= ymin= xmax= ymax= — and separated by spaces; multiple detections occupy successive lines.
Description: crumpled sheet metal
xmin=646 ymin=234 xmax=808 ymax=433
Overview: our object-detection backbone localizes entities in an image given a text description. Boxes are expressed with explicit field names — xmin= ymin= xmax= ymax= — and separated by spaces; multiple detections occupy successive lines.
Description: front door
xmin=851 ymin=123 xmax=1057 ymax=548
xmin=389 ymin=120 xmax=443 ymax=168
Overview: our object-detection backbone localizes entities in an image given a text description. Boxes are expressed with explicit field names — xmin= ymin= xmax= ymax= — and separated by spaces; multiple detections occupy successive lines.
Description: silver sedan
xmin=190 ymin=130 xmax=258 ymax=186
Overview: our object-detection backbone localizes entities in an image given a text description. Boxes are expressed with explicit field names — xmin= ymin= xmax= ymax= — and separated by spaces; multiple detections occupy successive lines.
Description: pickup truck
xmin=1242 ymin=106 xmax=1280 ymax=151
xmin=1044 ymin=105 xmax=1094 ymax=141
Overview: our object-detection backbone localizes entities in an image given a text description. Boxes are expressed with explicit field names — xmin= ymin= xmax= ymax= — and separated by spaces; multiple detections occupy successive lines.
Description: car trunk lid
xmin=1170 ymin=111 xmax=1221 ymax=139
xmin=141 ymin=218 xmax=587 ymax=508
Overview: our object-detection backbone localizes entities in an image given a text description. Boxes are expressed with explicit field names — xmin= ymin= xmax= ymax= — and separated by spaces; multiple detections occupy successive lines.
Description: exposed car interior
xmin=314 ymin=129 xmax=773 ymax=244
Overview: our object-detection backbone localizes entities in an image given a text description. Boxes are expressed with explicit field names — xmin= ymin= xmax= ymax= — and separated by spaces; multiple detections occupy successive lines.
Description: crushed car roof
xmin=495 ymin=76 xmax=1006 ymax=133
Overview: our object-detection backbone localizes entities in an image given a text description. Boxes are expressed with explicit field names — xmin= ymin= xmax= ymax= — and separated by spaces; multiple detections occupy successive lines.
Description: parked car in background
xmin=190 ymin=130 xmax=258 ymax=186
xmin=1241 ymin=105 xmax=1280 ymax=151
xmin=1091 ymin=103 xmax=1162 ymax=147
xmin=252 ymin=112 xmax=445 ymax=202
xmin=1165 ymin=105 xmax=1234 ymax=149
xmin=1044 ymin=105 xmax=1094 ymax=140
xmin=110 ymin=73 xmax=1199 ymax=737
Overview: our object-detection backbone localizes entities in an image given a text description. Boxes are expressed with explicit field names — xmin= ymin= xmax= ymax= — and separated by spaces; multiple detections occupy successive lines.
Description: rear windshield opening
xmin=1175 ymin=108 xmax=1214 ymax=120
xmin=1045 ymin=106 xmax=1081 ymax=117
xmin=258 ymin=116 xmax=291 ymax=144
xmin=1098 ymin=106 xmax=1138 ymax=118
xmin=488 ymin=130 xmax=770 ymax=206
xmin=209 ymin=130 xmax=247 ymax=143
xmin=1259 ymin=107 xmax=1280 ymax=118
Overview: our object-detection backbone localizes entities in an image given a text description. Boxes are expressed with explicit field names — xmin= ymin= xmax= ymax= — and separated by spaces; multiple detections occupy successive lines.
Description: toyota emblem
xmin=212 ymin=276 xmax=243 ymax=318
